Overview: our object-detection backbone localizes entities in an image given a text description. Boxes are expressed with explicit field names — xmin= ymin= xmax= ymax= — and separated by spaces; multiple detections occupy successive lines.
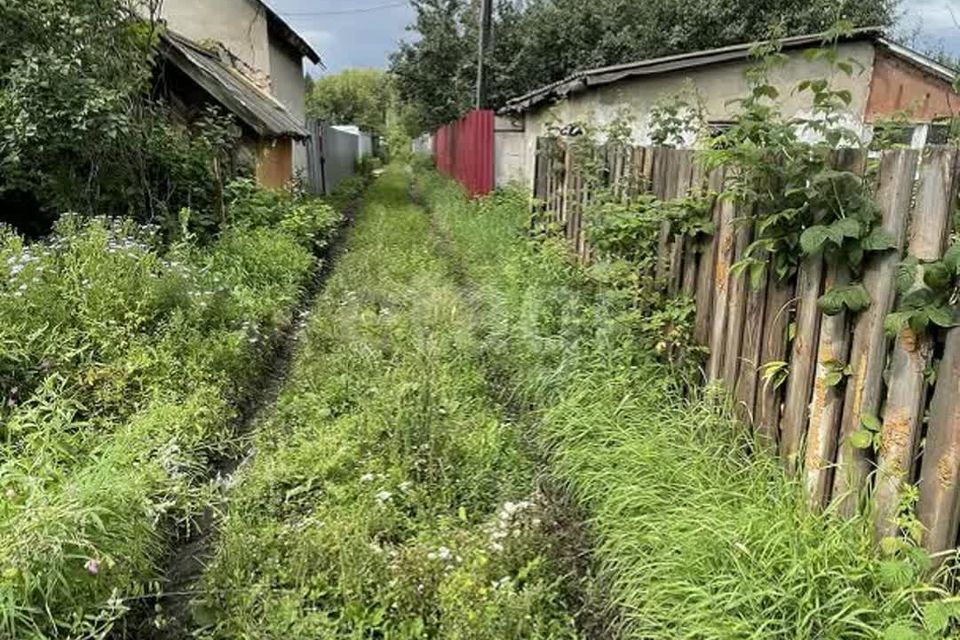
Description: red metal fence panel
xmin=432 ymin=109 xmax=494 ymax=197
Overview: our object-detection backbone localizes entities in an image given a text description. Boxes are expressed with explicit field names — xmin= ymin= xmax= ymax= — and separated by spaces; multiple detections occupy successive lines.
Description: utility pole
xmin=475 ymin=0 xmax=492 ymax=109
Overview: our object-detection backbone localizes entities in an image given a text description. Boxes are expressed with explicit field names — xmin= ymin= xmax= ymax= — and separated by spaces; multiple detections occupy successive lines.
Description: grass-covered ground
xmin=191 ymin=168 xmax=578 ymax=639
xmin=12 ymin=163 xmax=956 ymax=639
xmin=421 ymin=172 xmax=957 ymax=639
xmin=0 ymin=185 xmax=344 ymax=638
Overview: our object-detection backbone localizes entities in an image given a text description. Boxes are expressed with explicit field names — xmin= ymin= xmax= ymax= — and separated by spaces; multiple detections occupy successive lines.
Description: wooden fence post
xmin=917 ymin=329 xmax=960 ymax=557
xmin=803 ymin=149 xmax=866 ymax=508
xmin=681 ymin=159 xmax=707 ymax=298
xmin=707 ymin=192 xmax=737 ymax=383
xmin=721 ymin=210 xmax=752 ymax=386
xmin=655 ymin=149 xmax=677 ymax=283
xmin=874 ymin=148 xmax=957 ymax=539
xmin=832 ymin=149 xmax=920 ymax=517
xmin=754 ymin=273 xmax=794 ymax=453
xmin=780 ymin=252 xmax=824 ymax=475
xmin=734 ymin=229 xmax=768 ymax=424
xmin=694 ymin=169 xmax=724 ymax=347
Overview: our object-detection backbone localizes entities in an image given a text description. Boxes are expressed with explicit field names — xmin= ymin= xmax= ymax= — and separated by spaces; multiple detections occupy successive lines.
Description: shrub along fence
xmin=533 ymin=138 xmax=960 ymax=558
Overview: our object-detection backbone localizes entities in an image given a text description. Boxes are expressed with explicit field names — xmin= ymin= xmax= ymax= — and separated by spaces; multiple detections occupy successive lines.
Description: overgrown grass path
xmin=185 ymin=168 xmax=579 ymax=638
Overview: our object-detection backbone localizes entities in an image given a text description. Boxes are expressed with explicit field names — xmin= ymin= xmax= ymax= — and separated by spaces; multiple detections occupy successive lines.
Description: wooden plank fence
xmin=532 ymin=138 xmax=960 ymax=556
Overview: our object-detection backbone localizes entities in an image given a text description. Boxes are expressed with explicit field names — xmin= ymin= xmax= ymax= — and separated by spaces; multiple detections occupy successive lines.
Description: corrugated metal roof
xmin=501 ymin=28 xmax=957 ymax=114
xmin=160 ymin=32 xmax=309 ymax=139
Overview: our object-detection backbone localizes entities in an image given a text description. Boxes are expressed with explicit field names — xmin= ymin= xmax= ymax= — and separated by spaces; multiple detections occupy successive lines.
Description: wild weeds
xmin=0 ymin=183 xmax=341 ymax=638
xmin=423 ymin=172 xmax=953 ymax=639
xmin=193 ymin=168 xmax=576 ymax=639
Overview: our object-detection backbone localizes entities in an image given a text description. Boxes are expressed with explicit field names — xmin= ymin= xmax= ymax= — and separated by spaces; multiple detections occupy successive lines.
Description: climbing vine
xmin=702 ymin=24 xmax=893 ymax=316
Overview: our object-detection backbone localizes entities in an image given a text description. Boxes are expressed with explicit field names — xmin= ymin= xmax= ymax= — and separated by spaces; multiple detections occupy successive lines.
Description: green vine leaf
xmin=861 ymin=413 xmax=882 ymax=432
xmin=829 ymin=217 xmax=861 ymax=242
xmin=923 ymin=262 xmax=952 ymax=290
xmin=928 ymin=305 xmax=957 ymax=329
xmin=849 ymin=429 xmax=873 ymax=449
xmin=884 ymin=311 xmax=910 ymax=337
xmin=944 ymin=242 xmax=960 ymax=275
xmin=882 ymin=622 xmax=922 ymax=640
xmin=800 ymin=225 xmax=830 ymax=254
xmin=818 ymin=283 xmax=870 ymax=315
xmin=896 ymin=257 xmax=919 ymax=294
xmin=861 ymin=227 xmax=896 ymax=252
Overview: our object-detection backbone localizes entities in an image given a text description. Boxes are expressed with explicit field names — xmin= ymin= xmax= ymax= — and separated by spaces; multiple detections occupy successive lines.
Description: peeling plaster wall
xmin=160 ymin=0 xmax=270 ymax=73
xmin=269 ymin=37 xmax=308 ymax=174
xmin=515 ymin=41 xmax=876 ymax=189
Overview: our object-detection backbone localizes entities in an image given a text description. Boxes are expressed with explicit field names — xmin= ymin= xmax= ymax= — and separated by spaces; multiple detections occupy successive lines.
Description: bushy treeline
xmin=0 ymin=180 xmax=343 ymax=637
xmin=390 ymin=0 xmax=899 ymax=132
xmin=0 ymin=0 xmax=242 ymax=237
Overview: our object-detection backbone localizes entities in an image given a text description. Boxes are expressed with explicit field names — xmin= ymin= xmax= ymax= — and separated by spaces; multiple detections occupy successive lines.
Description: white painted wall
xmin=495 ymin=115 xmax=526 ymax=187
xmin=515 ymin=41 xmax=877 ymax=188
xmin=159 ymin=0 xmax=270 ymax=73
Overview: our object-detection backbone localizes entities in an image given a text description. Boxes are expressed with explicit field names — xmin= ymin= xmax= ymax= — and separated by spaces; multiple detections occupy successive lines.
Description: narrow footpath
xmin=172 ymin=168 xmax=583 ymax=639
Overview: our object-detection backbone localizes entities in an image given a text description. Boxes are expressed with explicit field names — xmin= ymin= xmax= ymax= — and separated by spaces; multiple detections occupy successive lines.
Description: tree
xmin=390 ymin=0 xmax=900 ymax=133
xmin=307 ymin=69 xmax=392 ymax=135
xmin=0 ymin=0 xmax=240 ymax=235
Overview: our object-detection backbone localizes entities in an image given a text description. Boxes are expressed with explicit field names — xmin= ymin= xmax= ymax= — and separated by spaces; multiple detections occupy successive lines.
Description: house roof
xmin=501 ymin=28 xmax=958 ymax=114
xmin=258 ymin=0 xmax=322 ymax=65
xmin=160 ymin=31 xmax=310 ymax=139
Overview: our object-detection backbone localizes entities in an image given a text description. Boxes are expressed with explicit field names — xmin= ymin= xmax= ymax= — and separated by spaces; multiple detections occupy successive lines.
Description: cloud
xmin=266 ymin=0 xmax=415 ymax=73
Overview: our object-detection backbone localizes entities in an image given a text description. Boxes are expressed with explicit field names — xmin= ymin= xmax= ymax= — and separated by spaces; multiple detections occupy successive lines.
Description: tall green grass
xmin=422 ymin=173 xmax=954 ymax=639
xmin=193 ymin=168 xmax=577 ymax=639
xmin=0 ymin=188 xmax=342 ymax=638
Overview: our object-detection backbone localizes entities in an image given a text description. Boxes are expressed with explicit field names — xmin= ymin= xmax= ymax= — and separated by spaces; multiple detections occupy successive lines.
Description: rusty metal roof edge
xmin=875 ymin=37 xmax=958 ymax=83
xmin=500 ymin=27 xmax=885 ymax=115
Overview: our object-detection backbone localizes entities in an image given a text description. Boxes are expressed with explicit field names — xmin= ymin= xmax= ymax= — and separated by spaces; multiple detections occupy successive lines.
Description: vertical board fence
xmin=532 ymin=137 xmax=960 ymax=556
xmin=433 ymin=109 xmax=495 ymax=198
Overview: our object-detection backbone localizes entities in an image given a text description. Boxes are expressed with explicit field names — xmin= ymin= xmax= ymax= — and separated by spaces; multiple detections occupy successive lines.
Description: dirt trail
xmin=415 ymin=185 xmax=621 ymax=640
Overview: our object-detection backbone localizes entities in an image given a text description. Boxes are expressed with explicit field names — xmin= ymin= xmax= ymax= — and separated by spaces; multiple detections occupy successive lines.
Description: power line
xmin=276 ymin=1 xmax=409 ymax=17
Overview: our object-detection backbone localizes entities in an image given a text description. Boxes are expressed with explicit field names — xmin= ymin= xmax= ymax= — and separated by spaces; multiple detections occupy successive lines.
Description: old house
xmin=497 ymin=28 xmax=959 ymax=188
xmin=154 ymin=0 xmax=321 ymax=187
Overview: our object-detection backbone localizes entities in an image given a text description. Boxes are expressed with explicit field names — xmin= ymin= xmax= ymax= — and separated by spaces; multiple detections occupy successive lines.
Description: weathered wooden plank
xmin=545 ymin=141 xmax=556 ymax=222
xmin=874 ymin=148 xmax=956 ymax=539
xmin=917 ymin=328 xmax=960 ymax=557
xmin=577 ymin=171 xmax=590 ymax=261
xmin=668 ymin=151 xmax=694 ymax=294
xmin=655 ymin=149 xmax=678 ymax=283
xmin=734 ymin=249 xmax=768 ymax=424
xmin=562 ymin=147 xmax=575 ymax=242
xmin=681 ymin=159 xmax=708 ymax=297
xmin=694 ymin=169 xmax=724 ymax=347
xmin=721 ymin=208 xmax=752 ymax=387
xmin=641 ymin=145 xmax=655 ymax=194
xmin=803 ymin=263 xmax=852 ymax=508
xmin=629 ymin=146 xmax=646 ymax=196
xmin=780 ymin=252 xmax=824 ymax=475
xmin=803 ymin=149 xmax=866 ymax=509
xmin=754 ymin=272 xmax=794 ymax=453
xmin=706 ymin=191 xmax=737 ymax=383
xmin=832 ymin=148 xmax=920 ymax=517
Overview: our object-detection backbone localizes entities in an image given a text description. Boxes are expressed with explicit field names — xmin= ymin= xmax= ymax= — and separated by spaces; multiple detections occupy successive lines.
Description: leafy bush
xmin=0 ymin=1 xmax=244 ymax=236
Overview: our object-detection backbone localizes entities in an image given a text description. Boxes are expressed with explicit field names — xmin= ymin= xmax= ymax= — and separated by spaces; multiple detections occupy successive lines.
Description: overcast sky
xmin=266 ymin=0 xmax=960 ymax=76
